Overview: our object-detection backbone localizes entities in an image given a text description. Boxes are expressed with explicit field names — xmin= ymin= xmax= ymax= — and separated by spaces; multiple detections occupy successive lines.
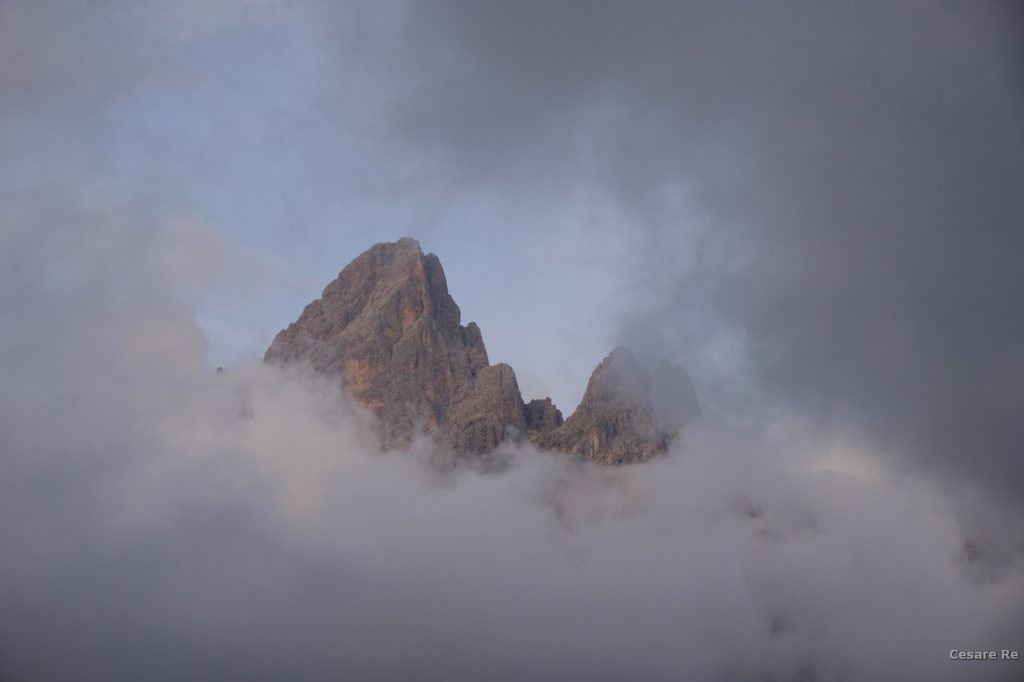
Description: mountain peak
xmin=265 ymin=239 xmax=698 ymax=461
xmin=265 ymin=238 xmax=495 ymax=448
xmin=532 ymin=346 xmax=700 ymax=464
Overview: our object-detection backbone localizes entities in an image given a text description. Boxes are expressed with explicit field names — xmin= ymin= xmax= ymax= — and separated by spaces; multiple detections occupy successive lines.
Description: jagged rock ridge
xmin=265 ymin=238 xmax=698 ymax=462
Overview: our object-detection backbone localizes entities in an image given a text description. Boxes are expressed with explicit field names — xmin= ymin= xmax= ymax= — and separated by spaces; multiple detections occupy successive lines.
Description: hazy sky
xmin=6 ymin=0 xmax=1022 ymax=504
xmin=2 ymin=2 xmax=1023 ymax=680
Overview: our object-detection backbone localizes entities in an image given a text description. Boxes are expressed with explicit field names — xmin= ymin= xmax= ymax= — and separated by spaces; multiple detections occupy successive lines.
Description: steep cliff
xmin=264 ymin=238 xmax=521 ymax=451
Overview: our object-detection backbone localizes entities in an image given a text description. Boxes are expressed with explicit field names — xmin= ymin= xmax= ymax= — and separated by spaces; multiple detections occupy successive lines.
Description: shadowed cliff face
xmin=265 ymin=238 xmax=698 ymax=461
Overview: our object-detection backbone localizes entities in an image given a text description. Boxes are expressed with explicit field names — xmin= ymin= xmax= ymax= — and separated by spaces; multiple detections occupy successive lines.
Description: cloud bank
xmin=1 ymin=203 xmax=1022 ymax=681
xmin=3 ymin=1 xmax=1024 ymax=680
xmin=310 ymin=0 xmax=1024 ymax=509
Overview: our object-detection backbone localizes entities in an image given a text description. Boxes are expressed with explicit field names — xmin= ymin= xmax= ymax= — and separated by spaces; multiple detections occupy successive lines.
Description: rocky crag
xmin=531 ymin=346 xmax=700 ymax=464
xmin=265 ymin=238 xmax=699 ymax=463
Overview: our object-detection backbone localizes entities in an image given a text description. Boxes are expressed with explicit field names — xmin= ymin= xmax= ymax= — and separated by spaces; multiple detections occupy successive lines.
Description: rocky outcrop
xmin=442 ymin=363 xmax=526 ymax=454
xmin=524 ymin=398 xmax=563 ymax=433
xmin=265 ymin=238 xmax=699 ymax=463
xmin=532 ymin=347 xmax=700 ymax=464
xmin=264 ymin=238 xmax=507 ymax=449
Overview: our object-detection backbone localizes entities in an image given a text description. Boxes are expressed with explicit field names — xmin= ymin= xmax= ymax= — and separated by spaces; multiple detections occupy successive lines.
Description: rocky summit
xmin=265 ymin=238 xmax=699 ymax=463
xmin=531 ymin=346 xmax=700 ymax=464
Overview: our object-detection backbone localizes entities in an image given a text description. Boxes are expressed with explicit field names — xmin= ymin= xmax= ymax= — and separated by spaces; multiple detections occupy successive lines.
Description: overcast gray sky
xmin=2 ymin=1 xmax=1023 ymax=680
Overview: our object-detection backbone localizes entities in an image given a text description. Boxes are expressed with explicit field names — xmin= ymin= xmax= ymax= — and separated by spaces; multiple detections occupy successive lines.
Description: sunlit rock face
xmin=264 ymin=237 xmax=506 ymax=450
xmin=266 ymin=238 xmax=698 ymax=461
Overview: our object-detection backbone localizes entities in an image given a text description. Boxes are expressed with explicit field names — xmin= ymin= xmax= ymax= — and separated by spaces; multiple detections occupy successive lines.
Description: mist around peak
xmin=0 ymin=212 xmax=1021 ymax=681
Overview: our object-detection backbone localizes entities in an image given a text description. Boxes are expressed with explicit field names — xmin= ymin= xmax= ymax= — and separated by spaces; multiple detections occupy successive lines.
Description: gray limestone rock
xmin=524 ymin=398 xmax=564 ymax=433
xmin=443 ymin=363 xmax=526 ymax=454
xmin=532 ymin=347 xmax=700 ymax=464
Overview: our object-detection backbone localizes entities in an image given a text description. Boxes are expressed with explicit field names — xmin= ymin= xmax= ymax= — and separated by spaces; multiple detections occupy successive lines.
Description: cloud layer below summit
xmin=3 ymin=2 xmax=1024 ymax=680
xmin=1 ymin=200 xmax=1022 ymax=681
